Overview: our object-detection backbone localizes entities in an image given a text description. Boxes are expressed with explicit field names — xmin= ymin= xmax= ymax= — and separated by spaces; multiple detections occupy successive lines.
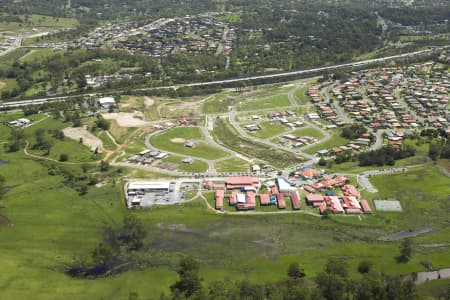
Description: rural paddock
xmin=63 ymin=126 xmax=103 ymax=151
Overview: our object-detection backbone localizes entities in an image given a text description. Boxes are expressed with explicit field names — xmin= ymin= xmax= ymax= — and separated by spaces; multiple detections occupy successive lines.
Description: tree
xmin=316 ymin=258 xmax=350 ymax=300
xmin=95 ymin=118 xmax=110 ymax=131
xmin=318 ymin=158 xmax=326 ymax=166
xmin=428 ymin=141 xmax=441 ymax=161
xmin=398 ymin=239 xmax=412 ymax=263
xmin=287 ymin=262 xmax=306 ymax=280
xmin=5 ymin=128 xmax=25 ymax=152
xmin=120 ymin=215 xmax=146 ymax=250
xmin=92 ymin=242 xmax=114 ymax=268
xmin=100 ymin=160 xmax=109 ymax=172
xmin=357 ymin=260 xmax=373 ymax=274
xmin=171 ymin=257 xmax=202 ymax=298
xmin=59 ymin=153 xmax=69 ymax=162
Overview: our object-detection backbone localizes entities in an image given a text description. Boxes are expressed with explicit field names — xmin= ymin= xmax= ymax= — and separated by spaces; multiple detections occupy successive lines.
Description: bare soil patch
xmin=170 ymin=138 xmax=186 ymax=143
xmin=102 ymin=112 xmax=149 ymax=127
xmin=0 ymin=81 xmax=6 ymax=90
xmin=158 ymin=162 xmax=179 ymax=171
xmin=63 ymin=126 xmax=103 ymax=151
xmin=144 ymin=96 xmax=154 ymax=107
xmin=0 ymin=215 xmax=11 ymax=226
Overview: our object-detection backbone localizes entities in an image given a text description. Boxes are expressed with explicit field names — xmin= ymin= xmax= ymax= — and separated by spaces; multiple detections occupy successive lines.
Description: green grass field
xmin=238 ymin=94 xmax=291 ymax=111
xmin=24 ymin=117 xmax=102 ymax=162
xmin=19 ymin=48 xmax=57 ymax=63
xmin=160 ymin=155 xmax=208 ymax=173
xmin=150 ymin=127 xmax=228 ymax=160
xmin=291 ymin=127 xmax=324 ymax=139
xmin=246 ymin=121 xmax=287 ymax=139
xmin=303 ymin=130 xmax=349 ymax=154
xmin=0 ymin=78 xmax=19 ymax=94
xmin=202 ymin=93 xmax=235 ymax=114
xmin=0 ymin=14 xmax=78 ymax=34
xmin=293 ymin=84 xmax=312 ymax=105
xmin=213 ymin=119 xmax=303 ymax=168
xmin=0 ymin=131 xmax=450 ymax=299
xmin=215 ymin=157 xmax=250 ymax=173
xmin=96 ymin=131 xmax=117 ymax=151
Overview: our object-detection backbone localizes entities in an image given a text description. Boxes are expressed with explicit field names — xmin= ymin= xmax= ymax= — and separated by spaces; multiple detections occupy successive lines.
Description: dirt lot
xmin=0 ymin=81 xmax=6 ymax=90
xmin=144 ymin=96 xmax=154 ymax=107
xmin=63 ymin=126 xmax=103 ymax=151
xmin=102 ymin=112 xmax=149 ymax=127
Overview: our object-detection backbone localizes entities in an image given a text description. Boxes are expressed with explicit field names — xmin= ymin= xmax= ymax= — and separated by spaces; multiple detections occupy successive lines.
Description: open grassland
xmin=214 ymin=157 xmax=250 ymax=173
xmin=202 ymin=93 xmax=236 ymax=114
xmin=19 ymin=49 xmax=56 ymax=63
xmin=160 ymin=155 xmax=208 ymax=173
xmin=368 ymin=166 xmax=450 ymax=234
xmin=246 ymin=121 xmax=287 ymax=139
xmin=417 ymin=278 xmax=450 ymax=299
xmin=108 ymin=120 xmax=138 ymax=144
xmin=291 ymin=127 xmax=324 ymax=139
xmin=238 ymin=94 xmax=291 ymax=111
xmin=293 ymin=84 xmax=313 ymax=105
xmin=0 ymin=78 xmax=18 ymax=93
xmin=303 ymin=130 xmax=349 ymax=154
xmin=0 ymin=48 xmax=30 ymax=67
xmin=213 ymin=119 xmax=303 ymax=168
xmin=0 ymin=141 xmax=450 ymax=299
xmin=24 ymin=117 xmax=102 ymax=162
xmin=96 ymin=131 xmax=117 ymax=151
xmin=0 ymin=14 xmax=78 ymax=34
xmin=150 ymin=127 xmax=228 ymax=160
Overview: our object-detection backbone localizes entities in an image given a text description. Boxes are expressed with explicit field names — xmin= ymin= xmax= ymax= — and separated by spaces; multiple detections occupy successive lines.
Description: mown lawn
xmin=291 ymin=127 xmax=324 ymax=139
xmin=238 ymin=94 xmax=291 ymax=111
xmin=293 ymin=84 xmax=313 ymax=105
xmin=150 ymin=127 xmax=228 ymax=160
xmin=215 ymin=157 xmax=250 ymax=173
xmin=160 ymin=155 xmax=208 ymax=173
xmin=246 ymin=121 xmax=287 ymax=139
xmin=303 ymin=130 xmax=349 ymax=154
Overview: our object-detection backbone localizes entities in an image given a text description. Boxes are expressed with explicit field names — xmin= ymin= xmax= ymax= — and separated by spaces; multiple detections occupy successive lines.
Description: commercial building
xmin=276 ymin=177 xmax=297 ymax=193
xmin=99 ymin=96 xmax=116 ymax=108
xmin=226 ymin=176 xmax=259 ymax=190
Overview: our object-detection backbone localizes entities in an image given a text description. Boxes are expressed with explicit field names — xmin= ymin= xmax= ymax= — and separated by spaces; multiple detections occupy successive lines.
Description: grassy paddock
xmin=246 ymin=121 xmax=287 ymax=139
xmin=0 ymin=148 xmax=450 ymax=299
xmin=238 ymin=94 xmax=291 ymax=111
xmin=213 ymin=119 xmax=303 ymax=168
xmin=303 ymin=130 xmax=348 ymax=154
xmin=150 ymin=127 xmax=228 ymax=160
xmin=215 ymin=157 xmax=250 ymax=173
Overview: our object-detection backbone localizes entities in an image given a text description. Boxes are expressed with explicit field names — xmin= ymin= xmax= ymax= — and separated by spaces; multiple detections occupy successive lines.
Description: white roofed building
xmin=99 ymin=96 xmax=116 ymax=108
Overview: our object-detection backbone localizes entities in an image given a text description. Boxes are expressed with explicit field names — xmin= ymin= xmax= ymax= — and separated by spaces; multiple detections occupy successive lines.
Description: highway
xmin=0 ymin=46 xmax=445 ymax=109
